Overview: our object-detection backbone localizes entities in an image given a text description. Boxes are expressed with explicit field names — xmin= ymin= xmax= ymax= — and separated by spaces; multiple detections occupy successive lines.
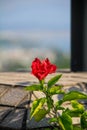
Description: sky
xmin=0 ymin=0 xmax=70 ymax=52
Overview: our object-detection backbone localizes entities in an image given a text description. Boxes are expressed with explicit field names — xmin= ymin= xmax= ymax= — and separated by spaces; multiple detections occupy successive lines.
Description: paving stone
xmin=0 ymin=88 xmax=28 ymax=106
xmin=0 ymin=108 xmax=25 ymax=129
xmin=0 ymin=86 xmax=6 ymax=95
xmin=0 ymin=72 xmax=87 ymax=129
xmin=0 ymin=107 xmax=12 ymax=122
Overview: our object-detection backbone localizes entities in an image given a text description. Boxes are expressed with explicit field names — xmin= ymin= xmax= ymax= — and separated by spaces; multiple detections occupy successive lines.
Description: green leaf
xmin=25 ymin=84 xmax=43 ymax=91
xmin=63 ymin=91 xmax=87 ymax=102
xmin=48 ymin=85 xmax=64 ymax=95
xmin=30 ymin=98 xmax=46 ymax=119
xmin=49 ymin=117 xmax=58 ymax=123
xmin=56 ymin=106 xmax=65 ymax=110
xmin=73 ymin=126 xmax=81 ymax=130
xmin=81 ymin=111 xmax=87 ymax=129
xmin=55 ymin=100 xmax=63 ymax=109
xmin=48 ymin=74 xmax=62 ymax=88
xmin=64 ymin=101 xmax=85 ymax=117
xmin=65 ymin=109 xmax=83 ymax=117
xmin=34 ymin=109 xmax=48 ymax=121
xmin=47 ymin=96 xmax=53 ymax=110
xmin=58 ymin=112 xmax=73 ymax=130
xmin=71 ymin=100 xmax=84 ymax=113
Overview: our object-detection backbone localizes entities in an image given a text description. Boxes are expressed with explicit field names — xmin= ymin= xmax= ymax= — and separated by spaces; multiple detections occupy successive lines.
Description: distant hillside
xmin=0 ymin=45 xmax=70 ymax=71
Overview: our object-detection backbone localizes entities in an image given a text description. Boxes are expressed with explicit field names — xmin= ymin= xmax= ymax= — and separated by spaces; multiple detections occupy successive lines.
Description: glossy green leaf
xmin=34 ymin=109 xmax=48 ymax=121
xmin=30 ymin=98 xmax=46 ymax=119
xmin=63 ymin=91 xmax=87 ymax=102
xmin=71 ymin=100 xmax=84 ymax=113
xmin=81 ymin=111 xmax=87 ymax=129
xmin=48 ymin=74 xmax=62 ymax=88
xmin=48 ymin=85 xmax=64 ymax=95
xmin=59 ymin=112 xmax=73 ymax=130
xmin=25 ymin=84 xmax=43 ymax=91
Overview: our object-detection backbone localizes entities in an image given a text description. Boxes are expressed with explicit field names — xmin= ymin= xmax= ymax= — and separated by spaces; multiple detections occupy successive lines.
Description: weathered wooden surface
xmin=0 ymin=72 xmax=87 ymax=85
xmin=0 ymin=72 xmax=87 ymax=129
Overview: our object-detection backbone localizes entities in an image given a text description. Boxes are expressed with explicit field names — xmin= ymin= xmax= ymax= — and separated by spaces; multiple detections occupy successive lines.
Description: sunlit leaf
xmin=48 ymin=74 xmax=62 ymax=88
xmin=49 ymin=117 xmax=58 ymax=123
xmin=34 ymin=109 xmax=48 ymax=121
xmin=58 ymin=112 xmax=73 ymax=130
xmin=63 ymin=91 xmax=87 ymax=102
xmin=25 ymin=84 xmax=43 ymax=91
xmin=48 ymin=85 xmax=64 ymax=95
xmin=71 ymin=100 xmax=84 ymax=113
xmin=30 ymin=98 xmax=46 ymax=118
xmin=63 ymin=101 xmax=85 ymax=117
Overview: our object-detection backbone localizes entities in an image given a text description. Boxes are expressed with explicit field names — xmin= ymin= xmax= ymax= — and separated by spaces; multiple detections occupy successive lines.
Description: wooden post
xmin=71 ymin=0 xmax=87 ymax=71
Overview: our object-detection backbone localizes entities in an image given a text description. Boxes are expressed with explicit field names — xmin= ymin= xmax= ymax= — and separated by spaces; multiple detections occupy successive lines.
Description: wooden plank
xmin=0 ymin=72 xmax=86 ymax=86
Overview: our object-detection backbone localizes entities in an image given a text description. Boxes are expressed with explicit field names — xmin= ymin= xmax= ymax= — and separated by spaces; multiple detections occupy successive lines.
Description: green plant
xmin=25 ymin=58 xmax=87 ymax=130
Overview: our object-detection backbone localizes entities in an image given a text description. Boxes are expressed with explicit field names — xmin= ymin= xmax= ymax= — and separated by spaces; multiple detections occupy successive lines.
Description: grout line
xmin=14 ymin=94 xmax=28 ymax=107
xmin=0 ymin=88 xmax=10 ymax=98
xmin=32 ymin=92 xmax=38 ymax=99
xmin=0 ymin=104 xmax=26 ymax=109
xmin=21 ymin=92 xmax=32 ymax=130
xmin=26 ymin=91 xmax=32 ymax=109
xmin=21 ymin=108 xmax=27 ymax=130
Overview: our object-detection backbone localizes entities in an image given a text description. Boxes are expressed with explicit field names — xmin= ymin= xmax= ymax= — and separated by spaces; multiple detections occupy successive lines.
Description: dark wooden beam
xmin=71 ymin=0 xmax=87 ymax=71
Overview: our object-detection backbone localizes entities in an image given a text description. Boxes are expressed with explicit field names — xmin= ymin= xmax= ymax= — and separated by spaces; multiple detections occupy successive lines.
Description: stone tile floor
xmin=0 ymin=72 xmax=87 ymax=130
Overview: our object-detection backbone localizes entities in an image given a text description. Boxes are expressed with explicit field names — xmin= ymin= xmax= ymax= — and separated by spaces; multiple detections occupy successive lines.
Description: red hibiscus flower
xmin=31 ymin=58 xmax=57 ymax=80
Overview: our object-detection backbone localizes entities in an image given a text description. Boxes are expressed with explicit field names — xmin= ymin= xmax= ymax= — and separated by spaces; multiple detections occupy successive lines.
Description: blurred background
xmin=0 ymin=0 xmax=70 ymax=71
